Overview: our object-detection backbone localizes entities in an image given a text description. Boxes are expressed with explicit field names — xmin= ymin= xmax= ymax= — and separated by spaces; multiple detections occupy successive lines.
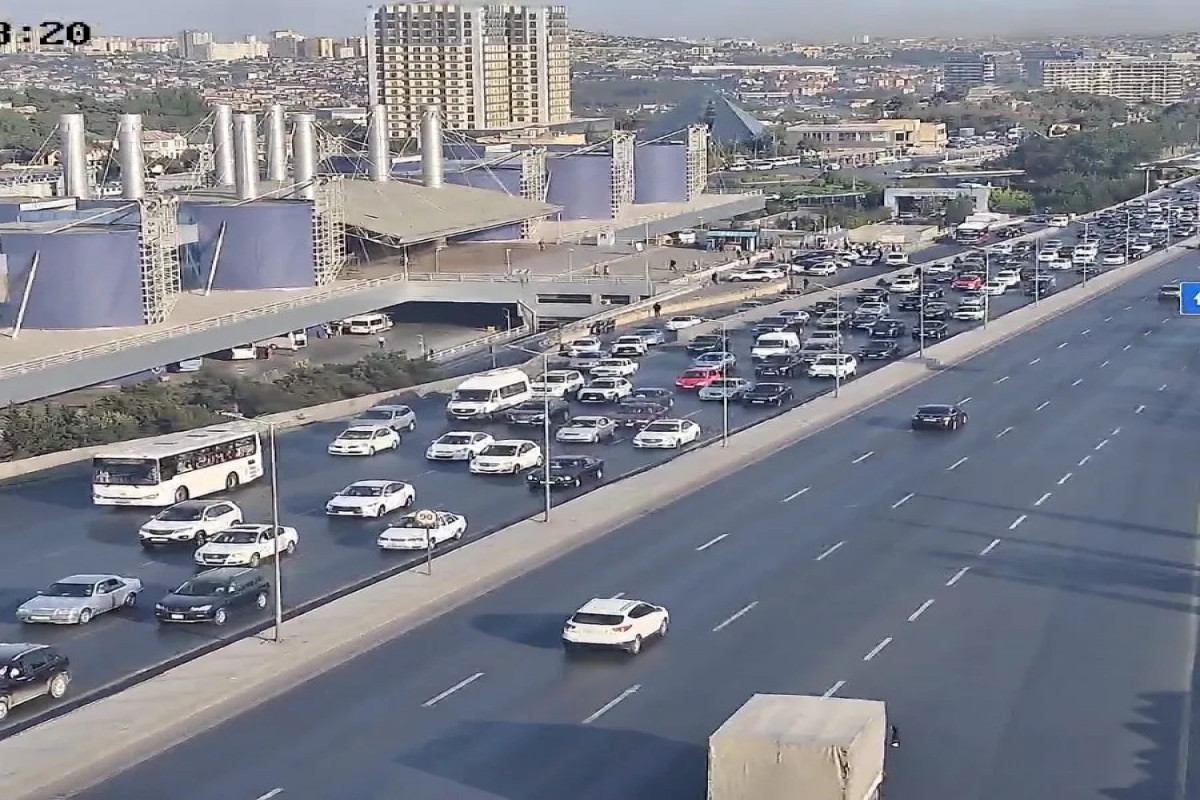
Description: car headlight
xmin=191 ymin=605 xmax=213 ymax=612
xmin=155 ymin=604 xmax=166 ymax=611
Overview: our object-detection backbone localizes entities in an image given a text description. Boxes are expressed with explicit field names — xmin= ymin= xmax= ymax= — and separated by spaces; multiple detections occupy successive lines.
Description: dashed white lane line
xmin=255 ymin=790 xmax=285 ymax=800
xmin=959 ymin=396 xmax=972 ymax=404
xmin=1143 ymin=330 xmax=1152 ymax=337
xmin=1081 ymin=329 xmax=1091 ymax=335
xmin=892 ymin=493 xmax=914 ymax=509
xmin=1029 ymin=358 xmax=1041 ymax=365
xmin=1111 ymin=427 xmax=1122 ymax=436
xmin=947 ymin=456 xmax=969 ymax=471
xmin=1058 ymin=472 xmax=1073 ymax=485
xmin=696 ymin=533 xmax=728 ymax=552
xmin=852 ymin=451 xmax=874 ymax=464
xmin=1036 ymin=401 xmax=1050 ymax=411
xmin=1162 ymin=317 xmax=1171 ymax=324
xmin=995 ymin=375 xmax=1010 ymax=384
xmin=907 ymin=599 xmax=936 ymax=622
xmin=1078 ymin=454 xmax=1092 ymax=467
xmin=683 ymin=409 xmax=704 ymax=418
xmin=1034 ymin=492 xmax=1052 ymax=507
xmin=1100 ymin=360 xmax=1109 ymax=368
xmin=980 ymin=538 xmax=1001 ymax=556
xmin=713 ymin=602 xmax=759 ymax=633
xmin=822 ymin=680 xmax=846 ymax=698
xmin=1095 ymin=439 xmax=1110 ymax=451
xmin=816 ymin=541 xmax=846 ymax=561
xmin=422 ymin=672 xmax=485 ymax=708
xmin=1009 ymin=514 xmax=1028 ymax=530
xmin=1124 ymin=305 xmax=1133 ymax=311
xmin=782 ymin=486 xmax=810 ymax=503
xmin=946 ymin=567 xmax=970 ymax=586
xmin=1159 ymin=383 xmax=1169 ymax=392
xmin=1071 ymin=378 xmax=1084 ymax=387
xmin=1136 ymin=405 xmax=1146 ymax=414
xmin=1057 ymin=342 xmax=1069 ymax=349
xmin=863 ymin=637 xmax=893 ymax=661
xmin=996 ymin=426 xmax=1013 ymax=438
xmin=1104 ymin=316 xmax=1113 ymax=322
xmin=582 ymin=685 xmax=640 ymax=724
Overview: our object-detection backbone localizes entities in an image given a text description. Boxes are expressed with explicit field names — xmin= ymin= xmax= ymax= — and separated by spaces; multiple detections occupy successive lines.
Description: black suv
xmin=505 ymin=397 xmax=570 ymax=426
xmin=755 ymin=353 xmax=805 ymax=378
xmin=527 ymin=456 xmax=605 ymax=490
xmin=870 ymin=319 xmax=906 ymax=339
xmin=742 ymin=382 xmax=794 ymax=406
xmin=912 ymin=321 xmax=950 ymax=340
xmin=156 ymin=567 xmax=270 ymax=626
xmin=896 ymin=294 xmax=923 ymax=312
xmin=686 ymin=334 xmax=730 ymax=354
xmin=857 ymin=340 xmax=901 ymax=361
xmin=0 ymin=643 xmax=70 ymax=722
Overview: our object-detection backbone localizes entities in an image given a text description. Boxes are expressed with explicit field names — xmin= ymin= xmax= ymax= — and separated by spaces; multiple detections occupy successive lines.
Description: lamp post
xmin=975 ymin=246 xmax=991 ymax=329
xmin=219 ymin=411 xmax=283 ymax=643
xmin=504 ymin=344 xmax=553 ymax=522
xmin=809 ymin=280 xmax=845 ymax=398
xmin=917 ymin=267 xmax=926 ymax=359
xmin=721 ymin=322 xmax=731 ymax=447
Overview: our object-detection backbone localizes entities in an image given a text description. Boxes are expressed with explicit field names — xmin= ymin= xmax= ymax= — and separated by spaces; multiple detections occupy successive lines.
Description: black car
xmin=752 ymin=317 xmax=792 ymax=336
xmin=0 ymin=643 xmax=70 ymax=722
xmin=920 ymin=285 xmax=945 ymax=300
xmin=626 ymin=387 xmax=675 ymax=408
xmin=911 ymin=403 xmax=968 ymax=431
xmin=755 ymin=353 xmax=805 ymax=378
xmin=505 ymin=397 xmax=570 ymax=425
xmin=896 ymin=294 xmax=923 ymax=312
xmin=1158 ymin=283 xmax=1182 ymax=303
xmin=742 ymin=382 xmax=795 ymax=407
xmin=858 ymin=340 xmax=901 ymax=361
xmin=812 ymin=299 xmax=843 ymax=315
xmin=920 ymin=302 xmax=950 ymax=321
xmin=610 ymin=401 xmax=668 ymax=428
xmin=686 ymin=334 xmax=730 ymax=354
xmin=912 ymin=321 xmax=950 ymax=340
xmin=1026 ymin=278 xmax=1056 ymax=298
xmin=527 ymin=456 xmax=605 ymax=490
xmin=856 ymin=287 xmax=888 ymax=303
xmin=155 ymin=567 xmax=270 ymax=626
xmin=870 ymin=319 xmax=906 ymax=339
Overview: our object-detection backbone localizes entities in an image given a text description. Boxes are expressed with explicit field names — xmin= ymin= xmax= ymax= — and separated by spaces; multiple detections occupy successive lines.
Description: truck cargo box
xmin=708 ymin=693 xmax=886 ymax=800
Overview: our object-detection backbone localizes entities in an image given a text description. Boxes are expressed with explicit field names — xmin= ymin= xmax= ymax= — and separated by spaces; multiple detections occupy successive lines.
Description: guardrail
xmin=404 ymin=271 xmax=650 ymax=284
xmin=426 ymin=323 xmax=532 ymax=363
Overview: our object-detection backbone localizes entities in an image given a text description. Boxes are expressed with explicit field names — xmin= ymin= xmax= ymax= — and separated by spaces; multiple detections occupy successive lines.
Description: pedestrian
xmin=669 ymin=259 xmax=678 ymax=272
xmin=712 ymin=272 xmax=719 ymax=285
xmin=889 ymin=725 xmax=900 ymax=748
xmin=802 ymin=278 xmax=810 ymax=292
xmin=653 ymin=302 xmax=662 ymax=318
xmin=377 ymin=335 xmax=386 ymax=350
xmin=538 ymin=241 xmax=546 ymax=251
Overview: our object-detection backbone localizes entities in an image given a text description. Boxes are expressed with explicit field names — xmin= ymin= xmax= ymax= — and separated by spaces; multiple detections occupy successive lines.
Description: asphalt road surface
xmin=0 ymin=226 xmax=1114 ymax=735
xmin=67 ymin=248 xmax=1200 ymax=799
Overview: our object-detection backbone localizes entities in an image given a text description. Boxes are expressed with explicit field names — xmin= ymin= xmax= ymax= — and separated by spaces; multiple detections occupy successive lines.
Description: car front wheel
xmin=47 ymin=673 xmax=69 ymax=699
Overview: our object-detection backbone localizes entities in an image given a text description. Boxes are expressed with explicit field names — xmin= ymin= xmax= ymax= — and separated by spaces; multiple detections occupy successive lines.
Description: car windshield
xmin=592 ymin=379 xmax=618 ymax=387
xmin=439 ymin=434 xmax=475 ymax=445
xmin=597 ymin=360 xmax=623 ymax=366
xmin=753 ymin=384 xmax=784 ymax=392
xmin=570 ymin=418 xmax=600 ymax=427
xmin=93 ymin=457 xmax=160 ymax=486
xmin=815 ymin=355 xmax=840 ymax=364
xmin=644 ymin=422 xmax=678 ymax=432
xmin=710 ymin=380 xmax=737 ymax=389
xmin=43 ymin=582 xmax=93 ymax=598
xmin=392 ymin=517 xmax=434 ymax=529
xmin=359 ymin=408 xmax=404 ymax=421
xmin=540 ymin=374 xmax=567 ymax=384
xmin=213 ymin=530 xmax=261 ymax=544
xmin=453 ymin=389 xmax=492 ymax=402
xmin=482 ymin=444 xmax=519 ymax=456
xmin=154 ymin=504 xmax=206 ymax=522
xmin=173 ymin=579 xmax=228 ymax=597
xmin=918 ymin=405 xmax=953 ymax=414
xmin=682 ymin=369 xmax=710 ymax=377
xmin=342 ymin=485 xmax=384 ymax=497
xmin=571 ymin=612 xmax=625 ymax=626
xmin=693 ymin=336 xmax=721 ymax=344
xmin=550 ymin=458 xmax=586 ymax=470
xmin=340 ymin=430 xmax=373 ymax=440
xmin=620 ymin=404 xmax=657 ymax=414
xmin=865 ymin=341 xmax=890 ymax=350
xmin=513 ymin=402 xmax=543 ymax=412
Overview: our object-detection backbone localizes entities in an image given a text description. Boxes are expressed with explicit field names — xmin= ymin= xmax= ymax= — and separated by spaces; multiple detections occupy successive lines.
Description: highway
xmin=0 ymin=229 xmax=1123 ymax=735
xmin=69 ymin=250 xmax=1200 ymax=799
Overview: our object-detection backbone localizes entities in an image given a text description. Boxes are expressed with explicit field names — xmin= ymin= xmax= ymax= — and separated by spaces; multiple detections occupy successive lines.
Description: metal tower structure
xmin=311 ymin=176 xmax=347 ymax=286
xmin=610 ymin=131 xmax=635 ymax=218
xmin=519 ymin=147 xmax=547 ymax=240
xmin=139 ymin=195 xmax=181 ymax=324
xmin=686 ymin=124 xmax=710 ymax=201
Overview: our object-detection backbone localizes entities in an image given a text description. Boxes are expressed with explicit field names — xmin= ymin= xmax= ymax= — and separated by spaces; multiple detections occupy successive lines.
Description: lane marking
xmin=1034 ymin=492 xmax=1052 ymax=507
xmin=996 ymin=426 xmax=1013 ymax=438
xmin=863 ymin=637 xmax=893 ymax=661
xmin=1057 ymin=342 xmax=1069 ymax=349
xmin=1144 ymin=330 xmax=1152 ymax=337
xmin=1123 ymin=344 xmax=1132 ymax=351
xmin=1058 ymin=472 xmax=1073 ymax=485
xmin=1009 ymin=514 xmax=1028 ymax=530
xmin=1163 ymin=317 xmax=1171 ymax=324
xmin=946 ymin=566 xmax=970 ymax=586
xmin=582 ymin=685 xmax=640 ymax=724
xmin=255 ymin=791 xmax=284 ymax=800
xmin=980 ymin=538 xmax=1001 ymax=556
xmin=1095 ymin=439 xmax=1109 ymax=451
xmin=959 ymin=396 xmax=972 ymax=404
xmin=1081 ymin=329 xmax=1091 ymax=335
xmin=782 ymin=486 xmax=810 ymax=503
xmin=1078 ymin=455 xmax=1092 ymax=466
xmin=713 ymin=601 xmax=759 ymax=632
xmin=995 ymin=375 xmax=1010 ymax=384
xmin=609 ymin=592 xmax=625 ymax=599
xmin=947 ymin=456 xmax=968 ymax=471
xmin=1100 ymin=360 xmax=1109 ymax=368
xmin=816 ymin=541 xmax=846 ymax=561
xmin=1036 ymin=401 xmax=1050 ymax=411
xmin=696 ymin=533 xmax=728 ymax=552
xmin=891 ymin=493 xmax=914 ymax=509
xmin=1071 ymin=378 xmax=1083 ymax=387
xmin=1104 ymin=316 xmax=1113 ymax=322
xmin=1136 ymin=404 xmax=1146 ymax=414
xmin=908 ymin=599 xmax=935 ymax=622
xmin=683 ymin=409 xmax=704 ymax=418
xmin=1111 ymin=427 xmax=1122 ymax=436
xmin=852 ymin=451 xmax=874 ymax=464
xmin=422 ymin=672 xmax=485 ymax=708
xmin=1160 ymin=384 xmax=1169 ymax=392
xmin=1029 ymin=358 xmax=1041 ymax=365
xmin=822 ymin=680 xmax=846 ymax=698
xmin=1125 ymin=305 xmax=1133 ymax=311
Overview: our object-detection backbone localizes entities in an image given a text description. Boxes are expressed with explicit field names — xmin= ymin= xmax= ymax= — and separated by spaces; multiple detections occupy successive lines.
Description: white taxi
xmin=562 ymin=597 xmax=669 ymax=655
xmin=425 ymin=431 xmax=494 ymax=461
xmin=325 ymin=480 xmax=415 ymax=518
xmin=327 ymin=425 xmax=401 ymax=456
xmin=194 ymin=524 xmax=298 ymax=568
xmin=469 ymin=440 xmax=544 ymax=475
xmin=377 ymin=510 xmax=467 ymax=551
xmin=632 ymin=419 xmax=701 ymax=449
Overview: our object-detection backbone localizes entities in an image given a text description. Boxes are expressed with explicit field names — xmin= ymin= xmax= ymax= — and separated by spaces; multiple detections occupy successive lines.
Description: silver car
xmin=698 ymin=377 xmax=752 ymax=401
xmin=16 ymin=574 xmax=143 ymax=625
xmin=352 ymin=404 xmax=417 ymax=432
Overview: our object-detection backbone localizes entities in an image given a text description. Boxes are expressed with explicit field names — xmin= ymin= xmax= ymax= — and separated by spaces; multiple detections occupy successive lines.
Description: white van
xmin=1047 ymin=214 xmax=1071 ymax=227
xmin=751 ymin=331 xmax=802 ymax=360
xmin=226 ymin=344 xmax=258 ymax=361
xmin=445 ymin=368 xmax=533 ymax=421
xmin=258 ymin=330 xmax=308 ymax=350
xmin=342 ymin=314 xmax=393 ymax=335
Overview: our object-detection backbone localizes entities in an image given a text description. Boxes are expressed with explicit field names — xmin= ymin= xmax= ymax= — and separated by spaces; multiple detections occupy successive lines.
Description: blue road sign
xmin=1181 ymin=282 xmax=1200 ymax=315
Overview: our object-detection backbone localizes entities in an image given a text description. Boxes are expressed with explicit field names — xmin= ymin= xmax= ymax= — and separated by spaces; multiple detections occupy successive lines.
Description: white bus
xmin=91 ymin=423 xmax=265 ymax=507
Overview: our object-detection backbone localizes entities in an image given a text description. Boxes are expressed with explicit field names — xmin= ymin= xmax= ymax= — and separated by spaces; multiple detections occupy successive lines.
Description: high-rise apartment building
xmin=370 ymin=3 xmax=571 ymax=139
xmin=1042 ymin=59 xmax=1184 ymax=104
xmin=941 ymin=51 xmax=1023 ymax=94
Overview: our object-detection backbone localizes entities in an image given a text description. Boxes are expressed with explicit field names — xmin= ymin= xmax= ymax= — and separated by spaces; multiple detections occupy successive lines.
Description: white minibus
xmin=445 ymin=368 xmax=532 ymax=421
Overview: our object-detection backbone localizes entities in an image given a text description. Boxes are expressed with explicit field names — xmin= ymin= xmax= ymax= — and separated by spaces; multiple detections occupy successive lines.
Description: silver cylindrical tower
xmin=367 ymin=104 xmax=389 ymax=182
xmin=116 ymin=114 xmax=146 ymax=200
xmin=420 ymin=105 xmax=444 ymax=189
xmin=266 ymin=104 xmax=288 ymax=182
xmin=59 ymin=113 xmax=90 ymax=199
xmin=213 ymin=104 xmax=236 ymax=187
xmin=233 ymin=113 xmax=259 ymax=200
xmin=291 ymin=113 xmax=316 ymax=201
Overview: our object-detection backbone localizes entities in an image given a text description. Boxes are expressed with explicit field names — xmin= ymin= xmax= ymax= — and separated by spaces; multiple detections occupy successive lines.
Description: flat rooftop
xmin=543 ymin=192 xmax=762 ymax=245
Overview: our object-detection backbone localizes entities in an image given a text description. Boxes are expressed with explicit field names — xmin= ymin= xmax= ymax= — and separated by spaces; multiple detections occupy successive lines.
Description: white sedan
xmin=377 ymin=511 xmax=467 ymax=551
xmin=469 ymin=440 xmax=544 ymax=475
xmin=325 ymin=480 xmax=415 ymax=518
xmin=1102 ymin=253 xmax=1127 ymax=265
xmin=664 ymin=315 xmax=705 ymax=331
xmin=556 ymin=416 xmax=618 ymax=444
xmin=804 ymin=261 xmax=838 ymax=277
xmin=889 ymin=275 xmax=920 ymax=293
xmin=983 ymin=280 xmax=1007 ymax=296
xmin=633 ymin=419 xmax=702 ymax=449
xmin=425 ymin=431 xmax=495 ymax=461
xmin=577 ymin=378 xmax=633 ymax=403
xmin=922 ymin=261 xmax=954 ymax=275
xmin=589 ymin=358 xmax=639 ymax=378
xmin=726 ymin=267 xmax=786 ymax=282
xmin=194 ymin=524 xmax=299 ymax=568
xmin=564 ymin=337 xmax=604 ymax=357
xmin=327 ymin=425 xmax=401 ymax=456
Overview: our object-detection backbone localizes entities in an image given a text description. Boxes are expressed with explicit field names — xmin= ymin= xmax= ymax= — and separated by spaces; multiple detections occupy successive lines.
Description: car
xmin=1047 ymin=257 xmax=1074 ymax=271
xmin=611 ymin=401 xmax=669 ymax=428
xmin=742 ymin=382 xmax=794 ymax=406
xmin=325 ymin=480 xmax=415 ymax=518
xmin=16 ymin=575 xmax=143 ymax=625
xmin=1025 ymin=278 xmax=1056 ymax=298
xmin=194 ymin=524 xmax=299 ymax=568
xmin=870 ymin=319 xmax=906 ymax=339
xmin=632 ymin=327 xmax=666 ymax=346
xmin=633 ymin=418 xmax=702 ymax=449
xmin=896 ymin=294 xmax=923 ymax=312
xmin=856 ymin=301 xmax=889 ymax=317
xmin=857 ymin=340 xmax=901 ymax=361
xmin=1158 ymin=283 xmax=1182 ymax=302
xmin=912 ymin=321 xmax=950 ymax=340
xmin=469 ymin=440 xmax=544 ymax=474
xmin=755 ymin=353 xmax=805 ymax=378
xmin=505 ymin=397 xmax=570 ymax=426
xmin=377 ymin=510 xmax=467 ymax=551
xmin=883 ymin=252 xmax=909 ymax=267
xmin=983 ymin=280 xmax=1006 ymax=296
xmin=951 ymin=274 xmax=984 ymax=291
xmin=0 ymin=644 xmax=70 ymax=721
xmin=752 ymin=316 xmax=792 ymax=336
xmin=692 ymin=351 xmax=736 ymax=370
xmin=777 ymin=308 xmax=811 ymax=324
xmin=626 ymin=387 xmax=675 ymax=407
xmin=610 ymin=336 xmax=649 ymax=357
xmin=804 ymin=261 xmax=838 ymax=277
xmin=155 ymin=567 xmax=270 ymax=626
xmin=138 ymin=499 xmax=244 ymax=548
xmin=698 ymin=377 xmax=753 ymax=401
xmin=577 ymin=377 xmax=634 ymax=403
xmin=921 ymin=261 xmax=954 ymax=275
xmin=568 ymin=353 xmax=605 ymax=371
xmin=856 ymin=287 xmax=888 ymax=303
xmin=804 ymin=330 xmax=842 ymax=349
xmin=351 ymin=404 xmax=417 ymax=432
xmin=555 ymin=415 xmax=618 ymax=443
xmin=530 ymin=369 xmax=586 ymax=398
xmin=664 ymin=315 xmax=705 ymax=331
xmin=527 ymin=456 xmax=606 ymax=491
xmin=816 ymin=311 xmax=850 ymax=329
xmin=590 ymin=358 xmax=640 ymax=378
xmin=953 ymin=300 xmax=987 ymax=321
xmin=727 ymin=266 xmax=786 ymax=282
xmin=921 ymin=302 xmax=950 ymax=321
xmin=911 ymin=403 xmax=969 ymax=431
xmin=808 ymin=353 xmax=857 ymax=379
xmin=685 ymin=334 xmax=731 ymax=354
xmin=327 ymin=425 xmax=401 ymax=456
xmin=994 ymin=269 xmax=1021 ymax=287
xmin=425 ymin=431 xmax=495 ymax=461
xmin=889 ymin=275 xmax=920 ymax=293
xmin=563 ymin=337 xmax=603 ymax=357
xmin=675 ymin=367 xmax=723 ymax=390
xmin=562 ymin=598 xmax=669 ymax=655
xmin=919 ymin=284 xmax=945 ymax=300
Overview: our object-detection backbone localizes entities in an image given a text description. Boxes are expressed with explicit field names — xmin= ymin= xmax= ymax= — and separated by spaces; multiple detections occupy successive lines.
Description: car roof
xmin=365 ymin=404 xmax=410 ymax=412
xmin=490 ymin=439 xmax=535 ymax=447
xmin=342 ymin=424 xmax=390 ymax=432
xmin=576 ymin=598 xmax=639 ymax=616
xmin=918 ymin=403 xmax=955 ymax=411
xmin=0 ymin=643 xmax=49 ymax=660
xmin=346 ymin=479 xmax=397 ymax=488
xmin=55 ymin=574 xmax=120 ymax=584
xmin=222 ymin=523 xmax=273 ymax=532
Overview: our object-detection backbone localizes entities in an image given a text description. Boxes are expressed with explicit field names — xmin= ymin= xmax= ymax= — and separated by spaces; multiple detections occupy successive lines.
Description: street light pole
xmin=721 ymin=322 xmax=730 ymax=447
xmin=540 ymin=351 xmax=552 ymax=522
xmin=981 ymin=247 xmax=991 ymax=329
xmin=834 ymin=286 xmax=843 ymax=398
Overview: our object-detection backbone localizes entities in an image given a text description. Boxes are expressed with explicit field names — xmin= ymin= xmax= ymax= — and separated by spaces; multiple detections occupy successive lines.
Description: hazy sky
xmin=5 ymin=0 xmax=1200 ymax=41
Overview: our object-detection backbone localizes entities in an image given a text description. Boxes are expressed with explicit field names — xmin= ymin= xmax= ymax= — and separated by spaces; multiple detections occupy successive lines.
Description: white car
xmin=564 ymin=337 xmax=604 ymax=357
xmin=577 ymin=377 xmax=633 ymax=403
xmin=633 ymin=419 xmax=702 ymax=449
xmin=590 ymin=358 xmax=639 ymax=378
xmin=327 ymin=425 xmax=401 ymax=456
xmin=325 ymin=480 xmax=415 ymax=518
xmin=804 ymin=261 xmax=838 ymax=277
xmin=804 ymin=331 xmax=842 ymax=348
xmin=808 ymin=353 xmax=858 ymax=379
xmin=1102 ymin=253 xmax=1127 ymax=265
xmin=994 ymin=269 xmax=1021 ymax=287
xmin=556 ymin=416 xmax=618 ymax=443
xmin=953 ymin=301 xmax=986 ymax=321
xmin=1035 ymin=249 xmax=1059 ymax=263
xmin=664 ymin=315 xmax=705 ymax=331
xmin=889 ymin=275 xmax=919 ymax=292
xmin=610 ymin=336 xmax=648 ymax=357
xmin=138 ymin=499 xmax=243 ymax=548
xmin=194 ymin=524 xmax=299 ymax=568
xmin=425 ymin=431 xmax=495 ymax=461
xmin=883 ymin=252 xmax=909 ymax=267
xmin=377 ymin=511 xmax=467 ymax=551
xmin=469 ymin=440 xmax=544 ymax=474
xmin=727 ymin=267 xmax=786 ymax=282
xmin=698 ymin=377 xmax=752 ymax=400
xmin=983 ymin=280 xmax=1006 ymax=296
xmin=352 ymin=404 xmax=417 ymax=432
xmin=1047 ymin=257 xmax=1073 ymax=271
xmin=922 ymin=261 xmax=954 ymax=275
xmin=562 ymin=597 xmax=669 ymax=655
xmin=857 ymin=301 xmax=888 ymax=317
xmin=530 ymin=369 xmax=586 ymax=398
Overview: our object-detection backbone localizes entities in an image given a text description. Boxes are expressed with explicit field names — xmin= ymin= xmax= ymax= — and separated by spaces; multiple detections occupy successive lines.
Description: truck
xmin=708 ymin=693 xmax=887 ymax=800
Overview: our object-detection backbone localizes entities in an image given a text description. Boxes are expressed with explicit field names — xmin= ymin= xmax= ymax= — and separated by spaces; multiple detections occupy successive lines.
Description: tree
xmin=988 ymin=188 xmax=1035 ymax=214
xmin=944 ymin=197 xmax=974 ymax=226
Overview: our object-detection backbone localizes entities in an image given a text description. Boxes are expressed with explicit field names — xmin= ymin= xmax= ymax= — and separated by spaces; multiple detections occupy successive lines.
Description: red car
xmin=951 ymin=274 xmax=984 ymax=291
xmin=675 ymin=367 xmax=722 ymax=390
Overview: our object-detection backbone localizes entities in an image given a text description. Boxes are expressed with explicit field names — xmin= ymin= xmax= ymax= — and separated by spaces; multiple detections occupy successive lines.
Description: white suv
xmin=531 ymin=370 xmax=585 ymax=398
xmin=562 ymin=598 xmax=669 ymax=655
xmin=808 ymin=353 xmax=858 ymax=379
